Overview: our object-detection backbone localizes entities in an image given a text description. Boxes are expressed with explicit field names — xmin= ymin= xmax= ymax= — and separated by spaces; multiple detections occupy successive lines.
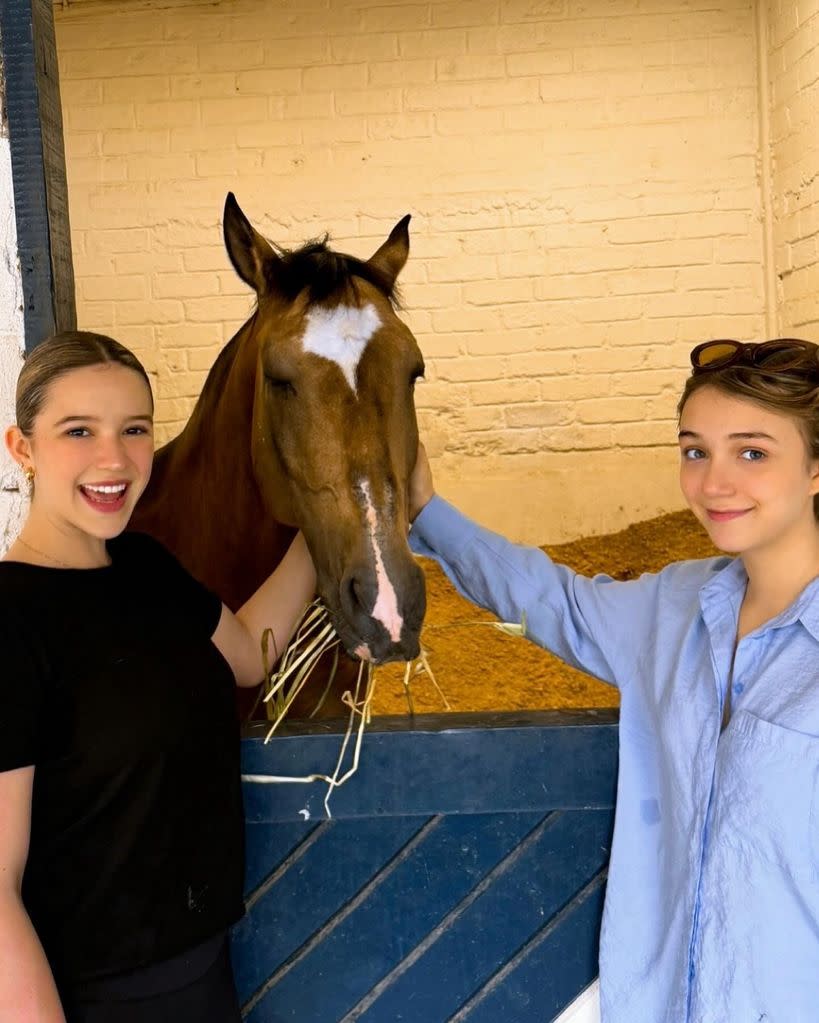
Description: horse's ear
xmin=367 ymin=214 xmax=411 ymax=290
xmin=223 ymin=192 xmax=278 ymax=293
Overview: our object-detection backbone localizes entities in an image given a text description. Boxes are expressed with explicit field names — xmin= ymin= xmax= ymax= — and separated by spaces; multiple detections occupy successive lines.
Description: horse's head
xmin=223 ymin=193 xmax=426 ymax=664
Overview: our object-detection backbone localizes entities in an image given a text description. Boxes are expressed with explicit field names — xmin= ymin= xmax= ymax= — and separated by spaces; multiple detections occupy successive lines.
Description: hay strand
xmin=242 ymin=601 xmax=450 ymax=816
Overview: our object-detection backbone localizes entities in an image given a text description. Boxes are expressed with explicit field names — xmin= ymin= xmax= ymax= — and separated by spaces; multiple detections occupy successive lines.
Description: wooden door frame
xmin=0 ymin=0 xmax=75 ymax=352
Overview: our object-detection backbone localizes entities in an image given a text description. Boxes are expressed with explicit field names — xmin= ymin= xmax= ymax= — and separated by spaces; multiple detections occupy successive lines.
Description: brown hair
xmin=16 ymin=330 xmax=153 ymax=436
xmin=677 ymin=339 xmax=819 ymax=517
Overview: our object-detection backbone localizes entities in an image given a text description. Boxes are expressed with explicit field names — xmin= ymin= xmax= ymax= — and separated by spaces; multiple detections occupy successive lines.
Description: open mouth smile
xmin=79 ymin=482 xmax=130 ymax=514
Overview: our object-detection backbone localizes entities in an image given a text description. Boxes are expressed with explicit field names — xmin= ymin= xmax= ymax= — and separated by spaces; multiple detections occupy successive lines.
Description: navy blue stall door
xmin=234 ymin=710 xmax=618 ymax=1023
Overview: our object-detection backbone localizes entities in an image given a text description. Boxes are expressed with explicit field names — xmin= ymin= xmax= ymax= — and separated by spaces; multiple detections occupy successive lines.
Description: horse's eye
xmin=266 ymin=376 xmax=296 ymax=396
xmin=410 ymin=366 xmax=425 ymax=387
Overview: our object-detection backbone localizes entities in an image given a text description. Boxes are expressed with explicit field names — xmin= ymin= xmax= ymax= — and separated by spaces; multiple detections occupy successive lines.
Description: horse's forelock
xmin=264 ymin=238 xmax=402 ymax=310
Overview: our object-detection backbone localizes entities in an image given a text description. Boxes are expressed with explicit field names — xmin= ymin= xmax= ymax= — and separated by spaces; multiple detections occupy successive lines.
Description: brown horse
xmin=131 ymin=194 xmax=427 ymax=719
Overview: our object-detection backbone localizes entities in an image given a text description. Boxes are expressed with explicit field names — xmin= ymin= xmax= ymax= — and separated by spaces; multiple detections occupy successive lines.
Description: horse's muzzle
xmin=334 ymin=557 xmax=426 ymax=664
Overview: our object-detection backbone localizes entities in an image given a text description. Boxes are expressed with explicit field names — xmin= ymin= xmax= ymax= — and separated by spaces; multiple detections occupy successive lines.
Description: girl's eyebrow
xmin=54 ymin=413 xmax=154 ymax=426
xmin=678 ymin=429 xmax=778 ymax=442
xmin=728 ymin=431 xmax=778 ymax=442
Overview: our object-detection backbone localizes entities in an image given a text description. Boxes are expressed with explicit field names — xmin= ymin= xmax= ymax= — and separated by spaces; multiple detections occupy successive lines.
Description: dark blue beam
xmin=241 ymin=710 xmax=619 ymax=821
xmin=0 ymin=0 xmax=76 ymax=351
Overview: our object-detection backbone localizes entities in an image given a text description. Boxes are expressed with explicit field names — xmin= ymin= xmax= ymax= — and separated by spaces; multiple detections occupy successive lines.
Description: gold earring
xmin=23 ymin=466 xmax=35 ymax=487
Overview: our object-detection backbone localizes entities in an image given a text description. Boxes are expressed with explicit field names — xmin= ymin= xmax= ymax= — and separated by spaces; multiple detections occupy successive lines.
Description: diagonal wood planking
xmin=235 ymin=711 xmax=617 ymax=1022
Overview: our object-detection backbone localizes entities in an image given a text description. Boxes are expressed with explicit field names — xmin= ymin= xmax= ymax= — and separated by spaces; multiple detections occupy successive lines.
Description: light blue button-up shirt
xmin=410 ymin=496 xmax=819 ymax=1023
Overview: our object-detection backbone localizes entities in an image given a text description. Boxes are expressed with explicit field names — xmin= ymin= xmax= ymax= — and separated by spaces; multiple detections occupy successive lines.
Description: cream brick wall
xmin=767 ymin=0 xmax=819 ymax=337
xmin=54 ymin=0 xmax=769 ymax=542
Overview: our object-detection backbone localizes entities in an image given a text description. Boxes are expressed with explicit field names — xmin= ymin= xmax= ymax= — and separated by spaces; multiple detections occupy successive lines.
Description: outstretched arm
xmin=407 ymin=443 xmax=662 ymax=688
xmin=211 ymin=532 xmax=317 ymax=687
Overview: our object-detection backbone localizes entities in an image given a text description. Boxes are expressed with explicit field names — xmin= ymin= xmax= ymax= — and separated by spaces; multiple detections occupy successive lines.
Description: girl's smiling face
xmin=9 ymin=363 xmax=154 ymax=542
xmin=678 ymin=385 xmax=819 ymax=555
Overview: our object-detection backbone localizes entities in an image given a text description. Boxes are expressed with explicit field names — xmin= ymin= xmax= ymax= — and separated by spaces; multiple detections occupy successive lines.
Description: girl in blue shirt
xmin=408 ymin=338 xmax=819 ymax=1023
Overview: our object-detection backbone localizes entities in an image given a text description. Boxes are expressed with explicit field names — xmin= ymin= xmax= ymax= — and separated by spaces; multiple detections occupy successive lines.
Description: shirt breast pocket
xmin=715 ymin=710 xmax=819 ymax=883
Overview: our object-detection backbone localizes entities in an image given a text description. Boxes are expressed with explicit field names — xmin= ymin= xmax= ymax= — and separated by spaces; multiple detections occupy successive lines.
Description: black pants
xmin=64 ymin=938 xmax=242 ymax=1023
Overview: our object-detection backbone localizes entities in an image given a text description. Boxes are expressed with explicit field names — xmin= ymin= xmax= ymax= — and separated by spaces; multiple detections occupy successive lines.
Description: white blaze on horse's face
xmin=300 ymin=303 xmax=382 ymax=394
xmin=355 ymin=479 xmax=403 ymax=650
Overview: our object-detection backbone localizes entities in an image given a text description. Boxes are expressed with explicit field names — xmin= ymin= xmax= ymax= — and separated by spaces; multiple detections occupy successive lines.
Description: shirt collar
xmin=698 ymin=557 xmax=745 ymax=637
xmin=787 ymin=575 xmax=819 ymax=642
xmin=698 ymin=555 xmax=819 ymax=642
xmin=698 ymin=556 xmax=746 ymax=605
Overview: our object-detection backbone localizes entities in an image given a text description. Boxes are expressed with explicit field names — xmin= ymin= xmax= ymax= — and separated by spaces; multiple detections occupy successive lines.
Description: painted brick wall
xmin=53 ymin=0 xmax=767 ymax=542
xmin=767 ymin=0 xmax=819 ymax=337
xmin=0 ymin=116 xmax=27 ymax=554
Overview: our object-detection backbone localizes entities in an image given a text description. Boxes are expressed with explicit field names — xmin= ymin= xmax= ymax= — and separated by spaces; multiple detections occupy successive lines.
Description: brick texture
xmin=53 ymin=0 xmax=776 ymax=539
xmin=767 ymin=0 xmax=819 ymax=338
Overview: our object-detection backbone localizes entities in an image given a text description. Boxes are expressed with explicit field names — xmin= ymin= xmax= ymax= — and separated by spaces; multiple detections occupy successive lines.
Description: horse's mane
xmin=267 ymin=237 xmax=403 ymax=309
xmin=182 ymin=238 xmax=401 ymax=433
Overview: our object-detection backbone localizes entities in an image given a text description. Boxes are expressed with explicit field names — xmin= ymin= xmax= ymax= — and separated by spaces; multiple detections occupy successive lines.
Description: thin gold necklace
xmin=15 ymin=536 xmax=75 ymax=569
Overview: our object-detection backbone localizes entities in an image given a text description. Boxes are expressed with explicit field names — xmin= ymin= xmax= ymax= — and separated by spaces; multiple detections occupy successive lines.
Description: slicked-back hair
xmin=16 ymin=330 xmax=153 ymax=436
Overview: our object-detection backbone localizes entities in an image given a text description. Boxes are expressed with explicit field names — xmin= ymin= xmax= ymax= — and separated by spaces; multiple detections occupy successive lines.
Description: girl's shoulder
xmin=0 ymin=573 xmax=45 ymax=665
xmin=607 ymin=554 xmax=734 ymax=591
xmin=656 ymin=554 xmax=735 ymax=582
xmin=0 ymin=532 xmax=169 ymax=606
xmin=652 ymin=554 xmax=740 ymax=603
xmin=0 ymin=556 xmax=61 ymax=603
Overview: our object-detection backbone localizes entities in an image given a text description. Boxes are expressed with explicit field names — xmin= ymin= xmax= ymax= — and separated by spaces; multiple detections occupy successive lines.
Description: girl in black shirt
xmin=0 ymin=331 xmax=317 ymax=1022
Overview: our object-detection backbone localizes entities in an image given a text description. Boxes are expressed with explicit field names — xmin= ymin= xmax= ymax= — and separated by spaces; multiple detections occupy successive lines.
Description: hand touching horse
xmin=131 ymin=194 xmax=426 ymax=719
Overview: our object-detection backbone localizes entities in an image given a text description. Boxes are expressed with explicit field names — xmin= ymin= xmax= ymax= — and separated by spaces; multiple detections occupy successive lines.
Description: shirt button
xmin=733 ymin=681 xmax=744 ymax=695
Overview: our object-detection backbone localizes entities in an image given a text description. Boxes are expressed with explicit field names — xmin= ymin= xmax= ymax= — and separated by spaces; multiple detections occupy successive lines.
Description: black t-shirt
xmin=0 ymin=533 xmax=245 ymax=990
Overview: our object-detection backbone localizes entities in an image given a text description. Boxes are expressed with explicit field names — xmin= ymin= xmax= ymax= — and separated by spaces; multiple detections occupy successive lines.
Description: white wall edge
xmin=554 ymin=979 xmax=601 ymax=1023
xmin=0 ymin=127 xmax=28 ymax=554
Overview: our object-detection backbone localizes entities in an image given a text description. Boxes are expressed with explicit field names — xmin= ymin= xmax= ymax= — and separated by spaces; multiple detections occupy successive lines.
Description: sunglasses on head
xmin=690 ymin=338 xmax=817 ymax=375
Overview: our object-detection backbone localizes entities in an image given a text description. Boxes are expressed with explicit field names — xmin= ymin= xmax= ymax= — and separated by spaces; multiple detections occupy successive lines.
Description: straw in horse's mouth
xmin=245 ymin=599 xmax=447 ymax=816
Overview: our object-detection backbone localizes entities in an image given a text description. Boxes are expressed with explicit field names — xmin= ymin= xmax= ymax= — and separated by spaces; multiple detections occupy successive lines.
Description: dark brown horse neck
xmin=132 ymin=315 xmax=296 ymax=611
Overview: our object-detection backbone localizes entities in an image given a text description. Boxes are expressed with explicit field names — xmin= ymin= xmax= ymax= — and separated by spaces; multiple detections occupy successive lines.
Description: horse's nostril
xmin=351 ymin=576 xmax=367 ymax=609
xmin=341 ymin=571 xmax=371 ymax=619
xmin=338 ymin=561 xmax=424 ymax=659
